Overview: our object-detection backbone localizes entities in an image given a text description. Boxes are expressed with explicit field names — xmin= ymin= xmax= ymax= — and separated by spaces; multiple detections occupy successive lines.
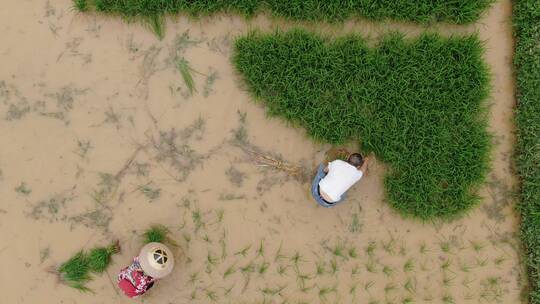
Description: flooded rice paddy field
xmin=0 ymin=0 xmax=524 ymax=303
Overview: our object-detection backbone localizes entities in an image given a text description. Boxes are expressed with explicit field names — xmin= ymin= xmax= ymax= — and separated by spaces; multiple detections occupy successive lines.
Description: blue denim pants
xmin=311 ymin=164 xmax=344 ymax=208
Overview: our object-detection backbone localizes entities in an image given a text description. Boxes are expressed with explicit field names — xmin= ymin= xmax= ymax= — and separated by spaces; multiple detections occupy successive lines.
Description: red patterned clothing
xmin=117 ymin=257 xmax=156 ymax=298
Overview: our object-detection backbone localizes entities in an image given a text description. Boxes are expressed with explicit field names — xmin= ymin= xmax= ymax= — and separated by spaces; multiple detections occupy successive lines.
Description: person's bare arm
xmin=359 ymin=157 xmax=369 ymax=174
xmin=324 ymin=165 xmax=329 ymax=173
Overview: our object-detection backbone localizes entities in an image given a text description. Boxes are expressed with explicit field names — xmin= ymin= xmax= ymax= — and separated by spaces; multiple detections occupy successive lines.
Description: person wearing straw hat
xmin=311 ymin=151 xmax=369 ymax=207
xmin=117 ymin=242 xmax=174 ymax=298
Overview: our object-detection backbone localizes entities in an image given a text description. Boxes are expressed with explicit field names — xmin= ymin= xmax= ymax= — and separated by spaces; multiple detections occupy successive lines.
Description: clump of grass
xmin=73 ymin=1 xmax=493 ymax=39
xmin=73 ymin=0 xmax=88 ymax=12
xmin=15 ymin=182 xmax=31 ymax=195
xmin=176 ymin=57 xmax=196 ymax=96
xmin=145 ymin=15 xmax=164 ymax=40
xmin=57 ymin=241 xmax=120 ymax=291
xmin=58 ymin=251 xmax=91 ymax=290
xmin=143 ymin=224 xmax=169 ymax=244
xmin=88 ymin=241 xmax=120 ymax=273
xmin=514 ymin=0 xmax=540 ymax=301
xmin=233 ymin=29 xmax=491 ymax=220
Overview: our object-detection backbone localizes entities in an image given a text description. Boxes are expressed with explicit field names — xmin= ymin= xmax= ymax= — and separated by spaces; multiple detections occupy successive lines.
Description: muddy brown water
xmin=0 ymin=0 xmax=524 ymax=303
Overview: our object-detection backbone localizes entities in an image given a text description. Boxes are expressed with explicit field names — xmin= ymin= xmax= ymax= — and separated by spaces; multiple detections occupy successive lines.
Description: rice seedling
xmin=205 ymin=289 xmax=218 ymax=302
xmin=351 ymin=264 xmax=360 ymax=277
xmin=330 ymin=259 xmax=338 ymax=275
xmin=403 ymin=258 xmax=415 ymax=272
xmin=384 ymin=283 xmax=397 ymax=294
xmin=261 ymin=285 xmax=286 ymax=296
xmin=277 ymin=264 xmax=289 ymax=276
xmin=403 ymin=278 xmax=416 ymax=294
xmin=274 ymin=242 xmax=286 ymax=262
xmin=469 ymin=240 xmax=486 ymax=252
xmin=290 ymin=251 xmax=304 ymax=266
xmin=223 ymin=263 xmax=236 ymax=279
xmin=439 ymin=241 xmax=451 ymax=254
xmin=348 ymin=246 xmax=358 ymax=258
xmin=493 ymin=256 xmax=506 ymax=267
xmin=441 ymin=259 xmax=452 ymax=271
xmin=442 ymin=294 xmax=455 ymax=304
xmin=256 ymin=240 xmax=265 ymax=257
xmin=349 ymin=212 xmax=362 ymax=233
xmin=399 ymin=244 xmax=407 ymax=256
xmin=479 ymin=276 xmax=504 ymax=302
xmin=331 ymin=242 xmax=346 ymax=258
xmin=73 ymin=0 xmax=493 ymax=40
xmin=188 ymin=272 xmax=199 ymax=285
xmin=350 ymin=283 xmax=358 ymax=296
xmin=423 ymin=294 xmax=434 ymax=302
xmin=144 ymin=15 xmax=164 ymax=40
xmin=140 ymin=184 xmax=161 ymax=201
xmin=257 ymin=261 xmax=270 ymax=275
xmin=191 ymin=209 xmax=205 ymax=232
xmin=383 ymin=265 xmax=394 ymax=277
xmin=223 ymin=284 xmax=234 ymax=296
xmin=514 ymin=1 xmax=540 ymax=301
xmin=219 ymin=238 xmax=227 ymax=260
xmin=365 ymin=260 xmax=378 ymax=273
xmin=382 ymin=237 xmax=397 ymax=255
xmin=182 ymin=233 xmax=192 ymax=247
xmin=315 ymin=261 xmax=325 ymax=276
xmin=461 ymin=276 xmax=475 ymax=289
xmin=476 ymin=257 xmax=488 ymax=267
xmin=87 ymin=241 xmax=120 ymax=273
xmin=176 ymin=57 xmax=196 ymax=96
xmin=40 ymin=247 xmax=51 ymax=264
xmin=73 ymin=0 xmax=88 ymax=12
xmin=318 ymin=285 xmax=337 ymax=301
xmin=419 ymin=242 xmax=429 ymax=255
xmin=402 ymin=297 xmax=414 ymax=304
xmin=233 ymin=30 xmax=491 ymax=220
xmin=58 ymin=251 xmax=91 ymax=290
xmin=206 ymin=252 xmax=219 ymax=267
xmin=299 ymin=284 xmax=314 ymax=294
xmin=235 ymin=244 xmax=252 ymax=257
xmin=143 ymin=224 xmax=168 ymax=244
xmin=443 ymin=274 xmax=456 ymax=287
xmin=240 ymin=261 xmax=255 ymax=275
xmin=57 ymin=241 xmax=120 ymax=291
xmin=15 ymin=182 xmax=32 ymax=195
xmin=365 ymin=280 xmax=375 ymax=292
xmin=366 ymin=241 xmax=376 ymax=257
xmin=458 ymin=259 xmax=473 ymax=273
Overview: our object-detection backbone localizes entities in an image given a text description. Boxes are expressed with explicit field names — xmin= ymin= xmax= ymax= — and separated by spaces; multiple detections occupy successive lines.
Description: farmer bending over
xmin=311 ymin=151 xmax=369 ymax=207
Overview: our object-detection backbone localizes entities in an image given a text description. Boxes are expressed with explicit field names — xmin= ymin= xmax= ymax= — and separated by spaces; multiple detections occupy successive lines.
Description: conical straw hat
xmin=138 ymin=242 xmax=174 ymax=279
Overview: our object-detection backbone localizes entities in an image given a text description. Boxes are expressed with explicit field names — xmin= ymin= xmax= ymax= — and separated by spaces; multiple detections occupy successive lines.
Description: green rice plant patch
xmin=513 ymin=0 xmax=540 ymax=302
xmin=233 ymin=30 xmax=491 ymax=220
xmin=57 ymin=241 xmax=120 ymax=291
xmin=72 ymin=0 xmax=493 ymax=38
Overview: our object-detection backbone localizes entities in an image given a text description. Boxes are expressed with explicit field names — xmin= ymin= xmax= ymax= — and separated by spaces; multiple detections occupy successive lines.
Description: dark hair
xmin=347 ymin=153 xmax=364 ymax=167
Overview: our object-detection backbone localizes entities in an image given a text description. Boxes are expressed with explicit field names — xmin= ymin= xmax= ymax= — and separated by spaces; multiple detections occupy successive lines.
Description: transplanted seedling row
xmin=513 ymin=0 xmax=540 ymax=302
xmin=171 ymin=200 xmax=514 ymax=303
xmin=72 ymin=0 xmax=493 ymax=38
xmin=233 ymin=30 xmax=491 ymax=220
